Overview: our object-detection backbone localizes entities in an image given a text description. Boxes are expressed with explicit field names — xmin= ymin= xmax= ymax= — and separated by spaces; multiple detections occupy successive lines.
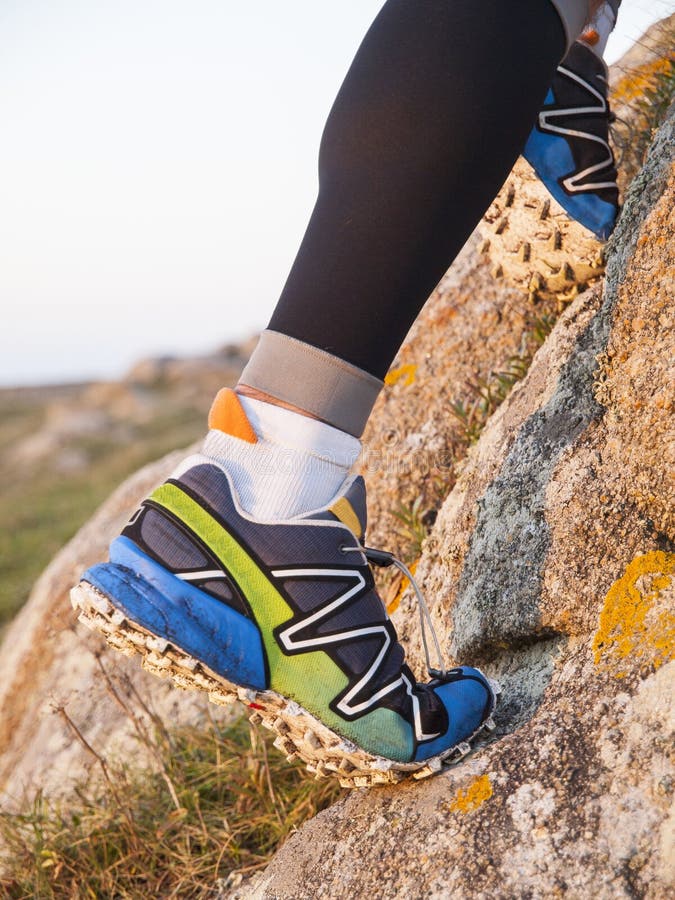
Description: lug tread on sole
xmin=481 ymin=157 xmax=606 ymax=302
xmin=71 ymin=581 xmax=497 ymax=789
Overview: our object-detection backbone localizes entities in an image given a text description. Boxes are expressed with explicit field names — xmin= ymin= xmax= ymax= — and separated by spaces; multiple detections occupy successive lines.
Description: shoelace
xmin=340 ymin=542 xmax=448 ymax=679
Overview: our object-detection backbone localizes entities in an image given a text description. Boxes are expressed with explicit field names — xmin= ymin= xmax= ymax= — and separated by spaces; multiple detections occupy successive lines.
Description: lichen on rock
xmin=0 ymin=20 xmax=672 ymax=900
xmin=236 ymin=85 xmax=675 ymax=900
xmin=593 ymin=551 xmax=675 ymax=678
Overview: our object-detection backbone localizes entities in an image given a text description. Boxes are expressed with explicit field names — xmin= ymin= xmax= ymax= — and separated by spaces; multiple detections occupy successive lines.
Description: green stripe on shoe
xmin=150 ymin=482 xmax=414 ymax=761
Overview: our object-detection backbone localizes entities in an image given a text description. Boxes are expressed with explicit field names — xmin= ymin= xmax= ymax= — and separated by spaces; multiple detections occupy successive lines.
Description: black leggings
xmin=268 ymin=0 xmax=566 ymax=379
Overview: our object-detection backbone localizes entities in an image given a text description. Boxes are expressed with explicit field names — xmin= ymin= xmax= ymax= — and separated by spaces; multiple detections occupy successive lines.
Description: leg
xmin=75 ymin=0 xmax=595 ymax=786
xmin=261 ymin=0 xmax=566 ymax=395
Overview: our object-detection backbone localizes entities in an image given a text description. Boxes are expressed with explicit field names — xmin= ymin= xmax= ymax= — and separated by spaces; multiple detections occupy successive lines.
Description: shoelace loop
xmin=339 ymin=542 xmax=447 ymax=678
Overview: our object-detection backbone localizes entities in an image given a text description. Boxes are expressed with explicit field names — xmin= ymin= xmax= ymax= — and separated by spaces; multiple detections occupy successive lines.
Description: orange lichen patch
xmin=612 ymin=57 xmax=673 ymax=105
xmin=385 ymin=560 xmax=418 ymax=615
xmin=385 ymin=364 xmax=417 ymax=388
xmin=449 ymin=775 xmax=493 ymax=814
xmin=593 ymin=551 xmax=675 ymax=678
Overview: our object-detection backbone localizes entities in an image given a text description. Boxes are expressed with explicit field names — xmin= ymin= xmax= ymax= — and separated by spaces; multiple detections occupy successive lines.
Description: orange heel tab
xmin=208 ymin=388 xmax=258 ymax=443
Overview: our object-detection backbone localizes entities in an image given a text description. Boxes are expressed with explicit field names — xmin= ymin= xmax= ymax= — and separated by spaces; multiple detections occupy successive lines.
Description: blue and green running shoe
xmin=71 ymin=429 xmax=496 ymax=787
xmin=524 ymin=40 xmax=619 ymax=240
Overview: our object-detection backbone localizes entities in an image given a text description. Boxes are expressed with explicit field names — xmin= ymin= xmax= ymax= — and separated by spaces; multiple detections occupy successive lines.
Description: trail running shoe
xmin=71 ymin=399 xmax=496 ymax=788
xmin=524 ymin=40 xmax=619 ymax=240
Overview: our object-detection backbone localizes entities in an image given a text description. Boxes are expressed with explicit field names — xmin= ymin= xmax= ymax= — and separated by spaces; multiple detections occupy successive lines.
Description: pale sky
xmin=1 ymin=0 xmax=672 ymax=386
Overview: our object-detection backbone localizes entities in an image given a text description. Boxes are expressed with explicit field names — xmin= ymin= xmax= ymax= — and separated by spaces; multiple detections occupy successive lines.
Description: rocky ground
xmin=242 ymin=97 xmax=673 ymax=900
xmin=0 ymin=17 xmax=672 ymax=898
xmin=232 ymin=22 xmax=674 ymax=899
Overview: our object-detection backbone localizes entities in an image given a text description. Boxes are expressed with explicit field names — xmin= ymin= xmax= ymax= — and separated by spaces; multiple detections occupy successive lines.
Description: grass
xmin=0 ymin=709 xmax=341 ymax=899
xmin=0 ymin=391 xmax=206 ymax=628
xmin=448 ymin=313 xmax=555 ymax=449
xmin=391 ymin=496 xmax=432 ymax=562
xmin=0 ymin=379 xmax=346 ymax=897
xmin=0 ymin=384 xmax=344 ymax=898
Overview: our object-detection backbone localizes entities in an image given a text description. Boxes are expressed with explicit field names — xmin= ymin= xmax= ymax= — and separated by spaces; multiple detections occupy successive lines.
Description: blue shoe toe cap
xmin=414 ymin=666 xmax=494 ymax=762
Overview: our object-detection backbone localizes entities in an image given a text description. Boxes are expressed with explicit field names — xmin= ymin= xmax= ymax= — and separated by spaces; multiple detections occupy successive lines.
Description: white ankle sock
xmin=580 ymin=2 xmax=616 ymax=58
xmin=202 ymin=393 xmax=362 ymax=520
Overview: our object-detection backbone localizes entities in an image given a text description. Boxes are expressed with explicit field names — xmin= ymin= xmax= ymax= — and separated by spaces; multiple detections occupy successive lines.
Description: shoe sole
xmin=71 ymin=580 xmax=499 ymax=789
xmin=480 ymin=156 xmax=606 ymax=302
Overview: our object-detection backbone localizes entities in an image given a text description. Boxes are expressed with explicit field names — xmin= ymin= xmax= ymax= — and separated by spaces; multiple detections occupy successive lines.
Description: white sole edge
xmin=71 ymin=581 xmax=498 ymax=789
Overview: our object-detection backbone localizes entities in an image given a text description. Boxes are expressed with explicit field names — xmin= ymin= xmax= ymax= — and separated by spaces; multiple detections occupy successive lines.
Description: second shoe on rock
xmin=524 ymin=39 xmax=619 ymax=240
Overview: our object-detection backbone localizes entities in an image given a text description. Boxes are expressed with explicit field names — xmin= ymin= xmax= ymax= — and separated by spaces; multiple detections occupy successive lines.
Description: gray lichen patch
xmin=450 ymin=108 xmax=675 ymax=663
xmin=451 ymin=308 xmax=607 ymax=658
xmin=241 ymin=86 xmax=675 ymax=900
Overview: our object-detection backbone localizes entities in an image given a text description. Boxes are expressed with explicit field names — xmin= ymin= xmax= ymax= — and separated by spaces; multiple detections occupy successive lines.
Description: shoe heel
xmin=81 ymin=538 xmax=267 ymax=690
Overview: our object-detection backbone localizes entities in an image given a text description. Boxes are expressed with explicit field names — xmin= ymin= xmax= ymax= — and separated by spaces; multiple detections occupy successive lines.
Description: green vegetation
xmin=449 ymin=312 xmax=555 ymax=448
xmin=0 ymin=389 xmax=205 ymax=629
xmin=391 ymin=496 xmax=431 ymax=562
xmin=0 ymin=712 xmax=341 ymax=898
xmin=0 ymin=380 xmax=344 ymax=897
xmin=386 ymin=312 xmax=557 ymax=566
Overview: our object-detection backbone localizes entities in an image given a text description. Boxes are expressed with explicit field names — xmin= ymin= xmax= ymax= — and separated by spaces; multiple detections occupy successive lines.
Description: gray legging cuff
xmin=549 ymin=0 xmax=590 ymax=50
xmin=237 ymin=330 xmax=383 ymax=438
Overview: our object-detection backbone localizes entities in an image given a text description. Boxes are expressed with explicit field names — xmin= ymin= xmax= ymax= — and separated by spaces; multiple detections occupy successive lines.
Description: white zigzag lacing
xmin=173 ymin=562 xmax=441 ymax=742
xmin=272 ymin=566 xmax=441 ymax=742
xmin=539 ymin=65 xmax=615 ymax=194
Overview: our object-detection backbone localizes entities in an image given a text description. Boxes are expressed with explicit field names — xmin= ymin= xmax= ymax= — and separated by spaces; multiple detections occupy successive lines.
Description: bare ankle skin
xmin=236 ymin=384 xmax=323 ymax=422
